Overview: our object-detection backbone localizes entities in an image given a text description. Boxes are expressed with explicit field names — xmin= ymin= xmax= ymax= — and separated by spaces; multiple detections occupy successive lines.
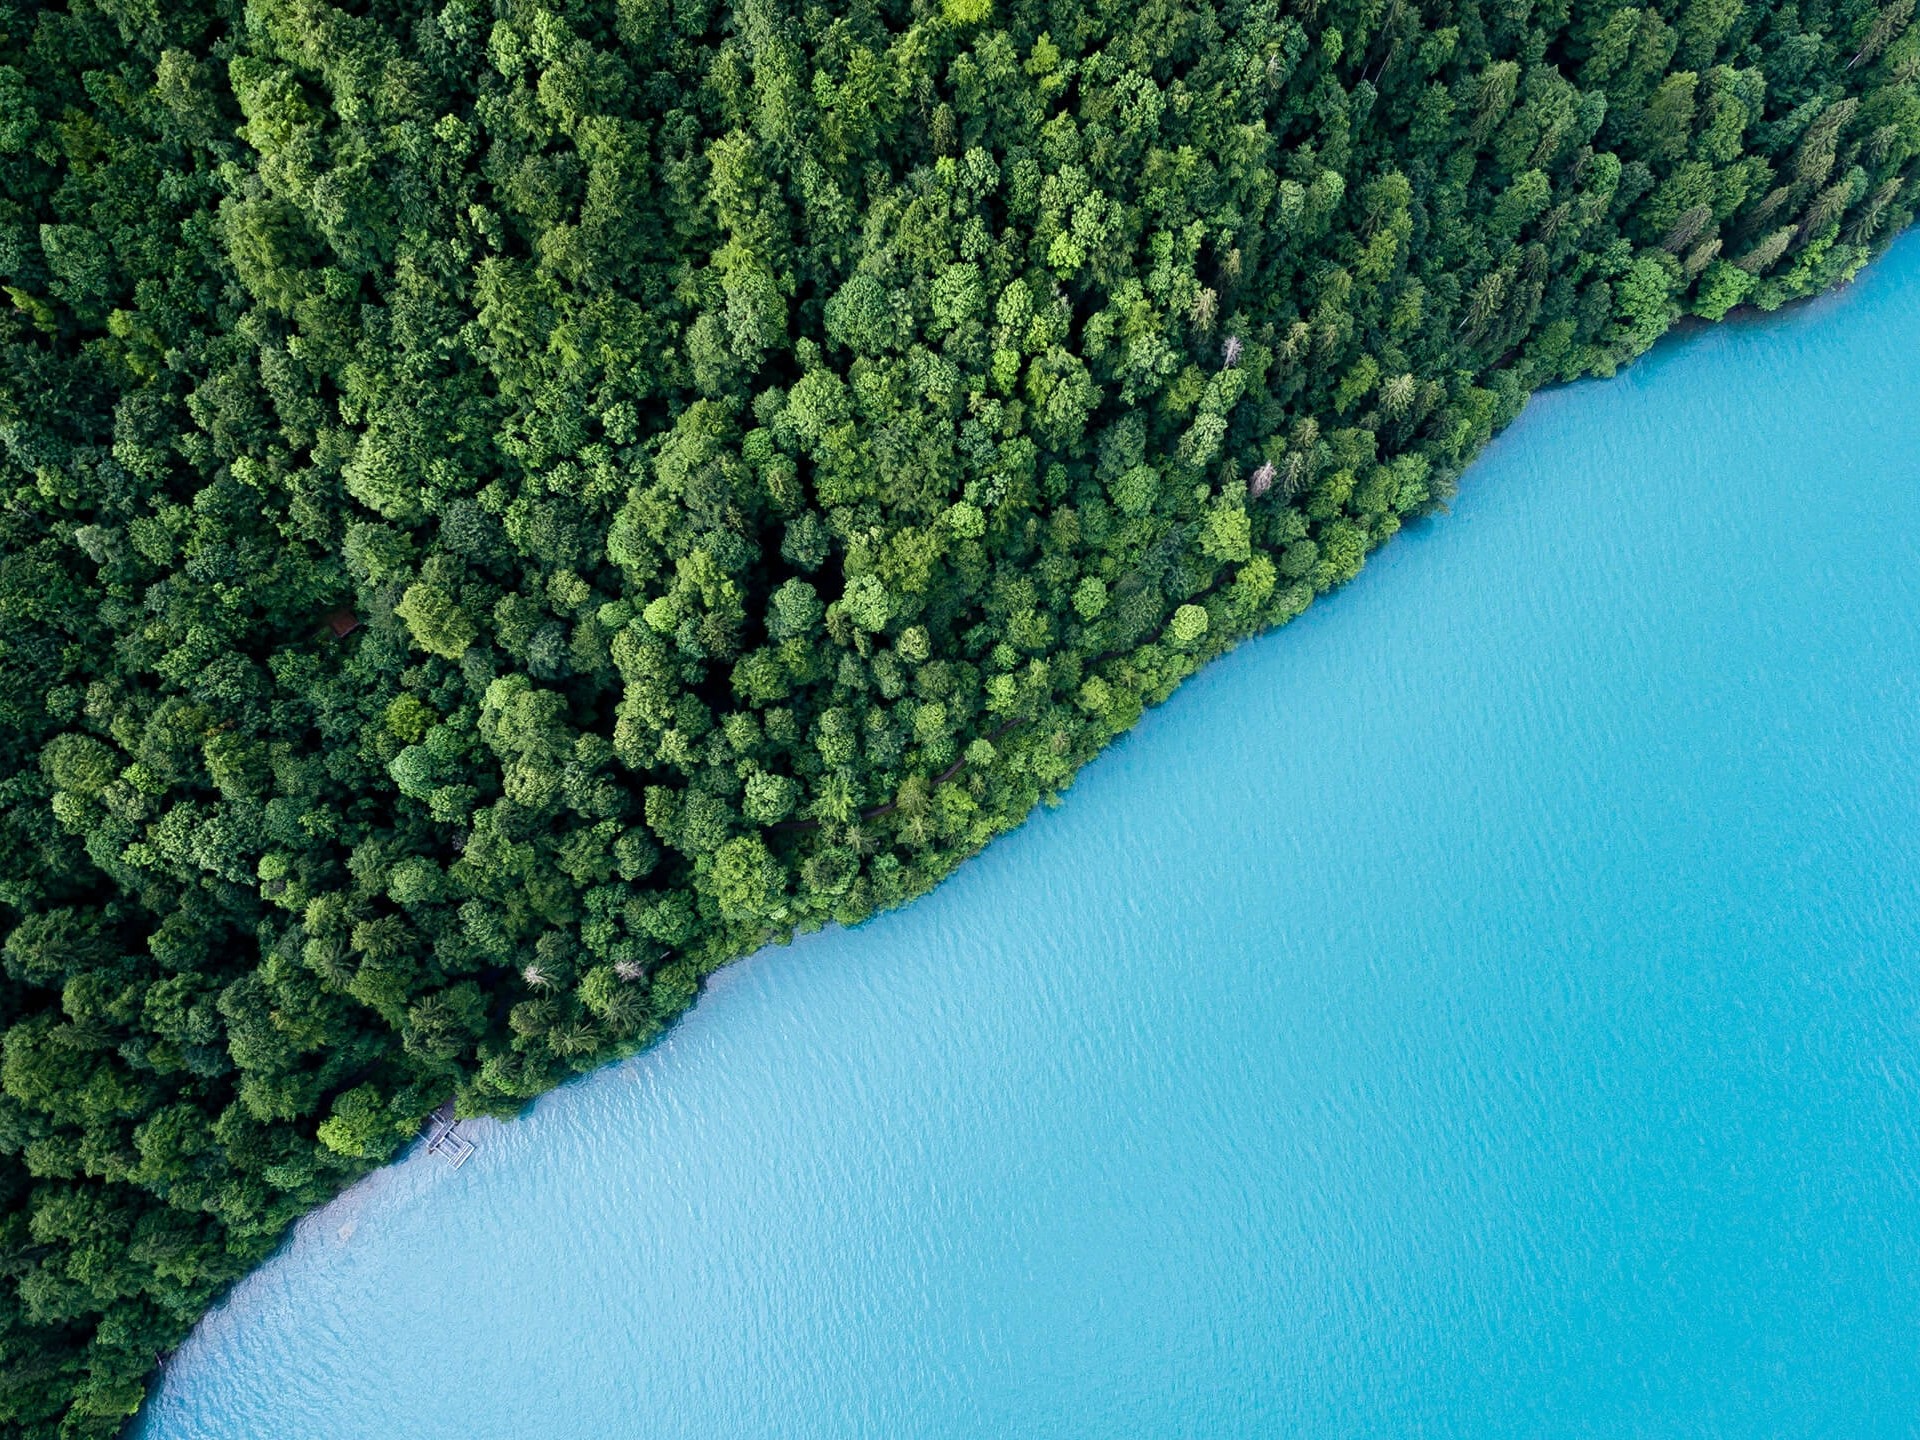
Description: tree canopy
xmin=1 ymin=0 xmax=1915 ymax=1431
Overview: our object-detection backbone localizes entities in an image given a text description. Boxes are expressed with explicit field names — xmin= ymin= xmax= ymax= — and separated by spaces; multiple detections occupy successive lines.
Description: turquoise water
xmin=139 ymin=237 xmax=1920 ymax=1440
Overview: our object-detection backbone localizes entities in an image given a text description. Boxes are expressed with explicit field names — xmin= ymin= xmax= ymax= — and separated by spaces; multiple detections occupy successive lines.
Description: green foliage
xmin=0 ymin=0 xmax=1914 ymax=1431
xmin=1170 ymin=604 xmax=1212 ymax=646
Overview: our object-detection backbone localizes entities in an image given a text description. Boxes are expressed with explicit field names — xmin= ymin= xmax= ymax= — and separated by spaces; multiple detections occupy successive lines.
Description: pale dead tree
xmin=1662 ymin=203 xmax=1713 ymax=253
xmin=1221 ymin=334 xmax=1243 ymax=367
xmin=521 ymin=963 xmax=553 ymax=990
xmin=549 ymin=1023 xmax=599 ymax=1059
xmin=1851 ymin=0 xmax=1913 ymax=67
xmin=1682 ymin=236 xmax=1723 ymax=279
xmin=1419 ymin=377 xmax=1446 ymax=416
xmin=1798 ymin=178 xmax=1854 ymax=241
xmin=1379 ymin=372 xmax=1418 ymax=421
xmin=1249 ymin=460 xmax=1278 ymax=499
xmin=307 ymin=938 xmax=354 ymax=989
xmin=1279 ymin=450 xmax=1311 ymax=499
xmin=1529 ymin=119 xmax=1569 ymax=169
xmin=1735 ymin=225 xmax=1796 ymax=274
xmin=614 ymin=959 xmax=647 ymax=982
xmin=1469 ymin=60 xmax=1520 ymax=144
xmin=1791 ymin=97 xmax=1857 ymax=185
xmin=1847 ymin=177 xmax=1904 ymax=244
xmin=1744 ymin=184 xmax=1793 ymax=234
xmin=1458 ymin=270 xmax=1508 ymax=333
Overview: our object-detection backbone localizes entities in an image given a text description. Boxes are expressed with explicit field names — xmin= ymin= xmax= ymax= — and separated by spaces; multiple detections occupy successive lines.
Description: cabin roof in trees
xmin=327 ymin=610 xmax=361 ymax=638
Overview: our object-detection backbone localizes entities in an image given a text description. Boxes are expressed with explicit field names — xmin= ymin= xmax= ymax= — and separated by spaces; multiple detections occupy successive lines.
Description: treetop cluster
xmin=1 ymin=0 xmax=1914 ymax=1431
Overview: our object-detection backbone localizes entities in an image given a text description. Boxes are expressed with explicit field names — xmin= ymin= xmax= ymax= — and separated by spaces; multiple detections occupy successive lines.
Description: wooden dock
xmin=422 ymin=1101 xmax=476 ymax=1169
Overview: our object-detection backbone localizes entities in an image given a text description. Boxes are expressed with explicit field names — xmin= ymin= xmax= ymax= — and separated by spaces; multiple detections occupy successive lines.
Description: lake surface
xmin=138 ymin=236 xmax=1920 ymax=1440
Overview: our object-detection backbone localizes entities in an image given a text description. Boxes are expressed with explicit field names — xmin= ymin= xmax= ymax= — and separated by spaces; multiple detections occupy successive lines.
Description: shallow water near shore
xmin=138 ymin=235 xmax=1920 ymax=1440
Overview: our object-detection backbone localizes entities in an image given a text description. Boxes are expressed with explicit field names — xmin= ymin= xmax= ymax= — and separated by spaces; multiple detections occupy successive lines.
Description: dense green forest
xmin=0 ymin=0 xmax=1913 ymax=1429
